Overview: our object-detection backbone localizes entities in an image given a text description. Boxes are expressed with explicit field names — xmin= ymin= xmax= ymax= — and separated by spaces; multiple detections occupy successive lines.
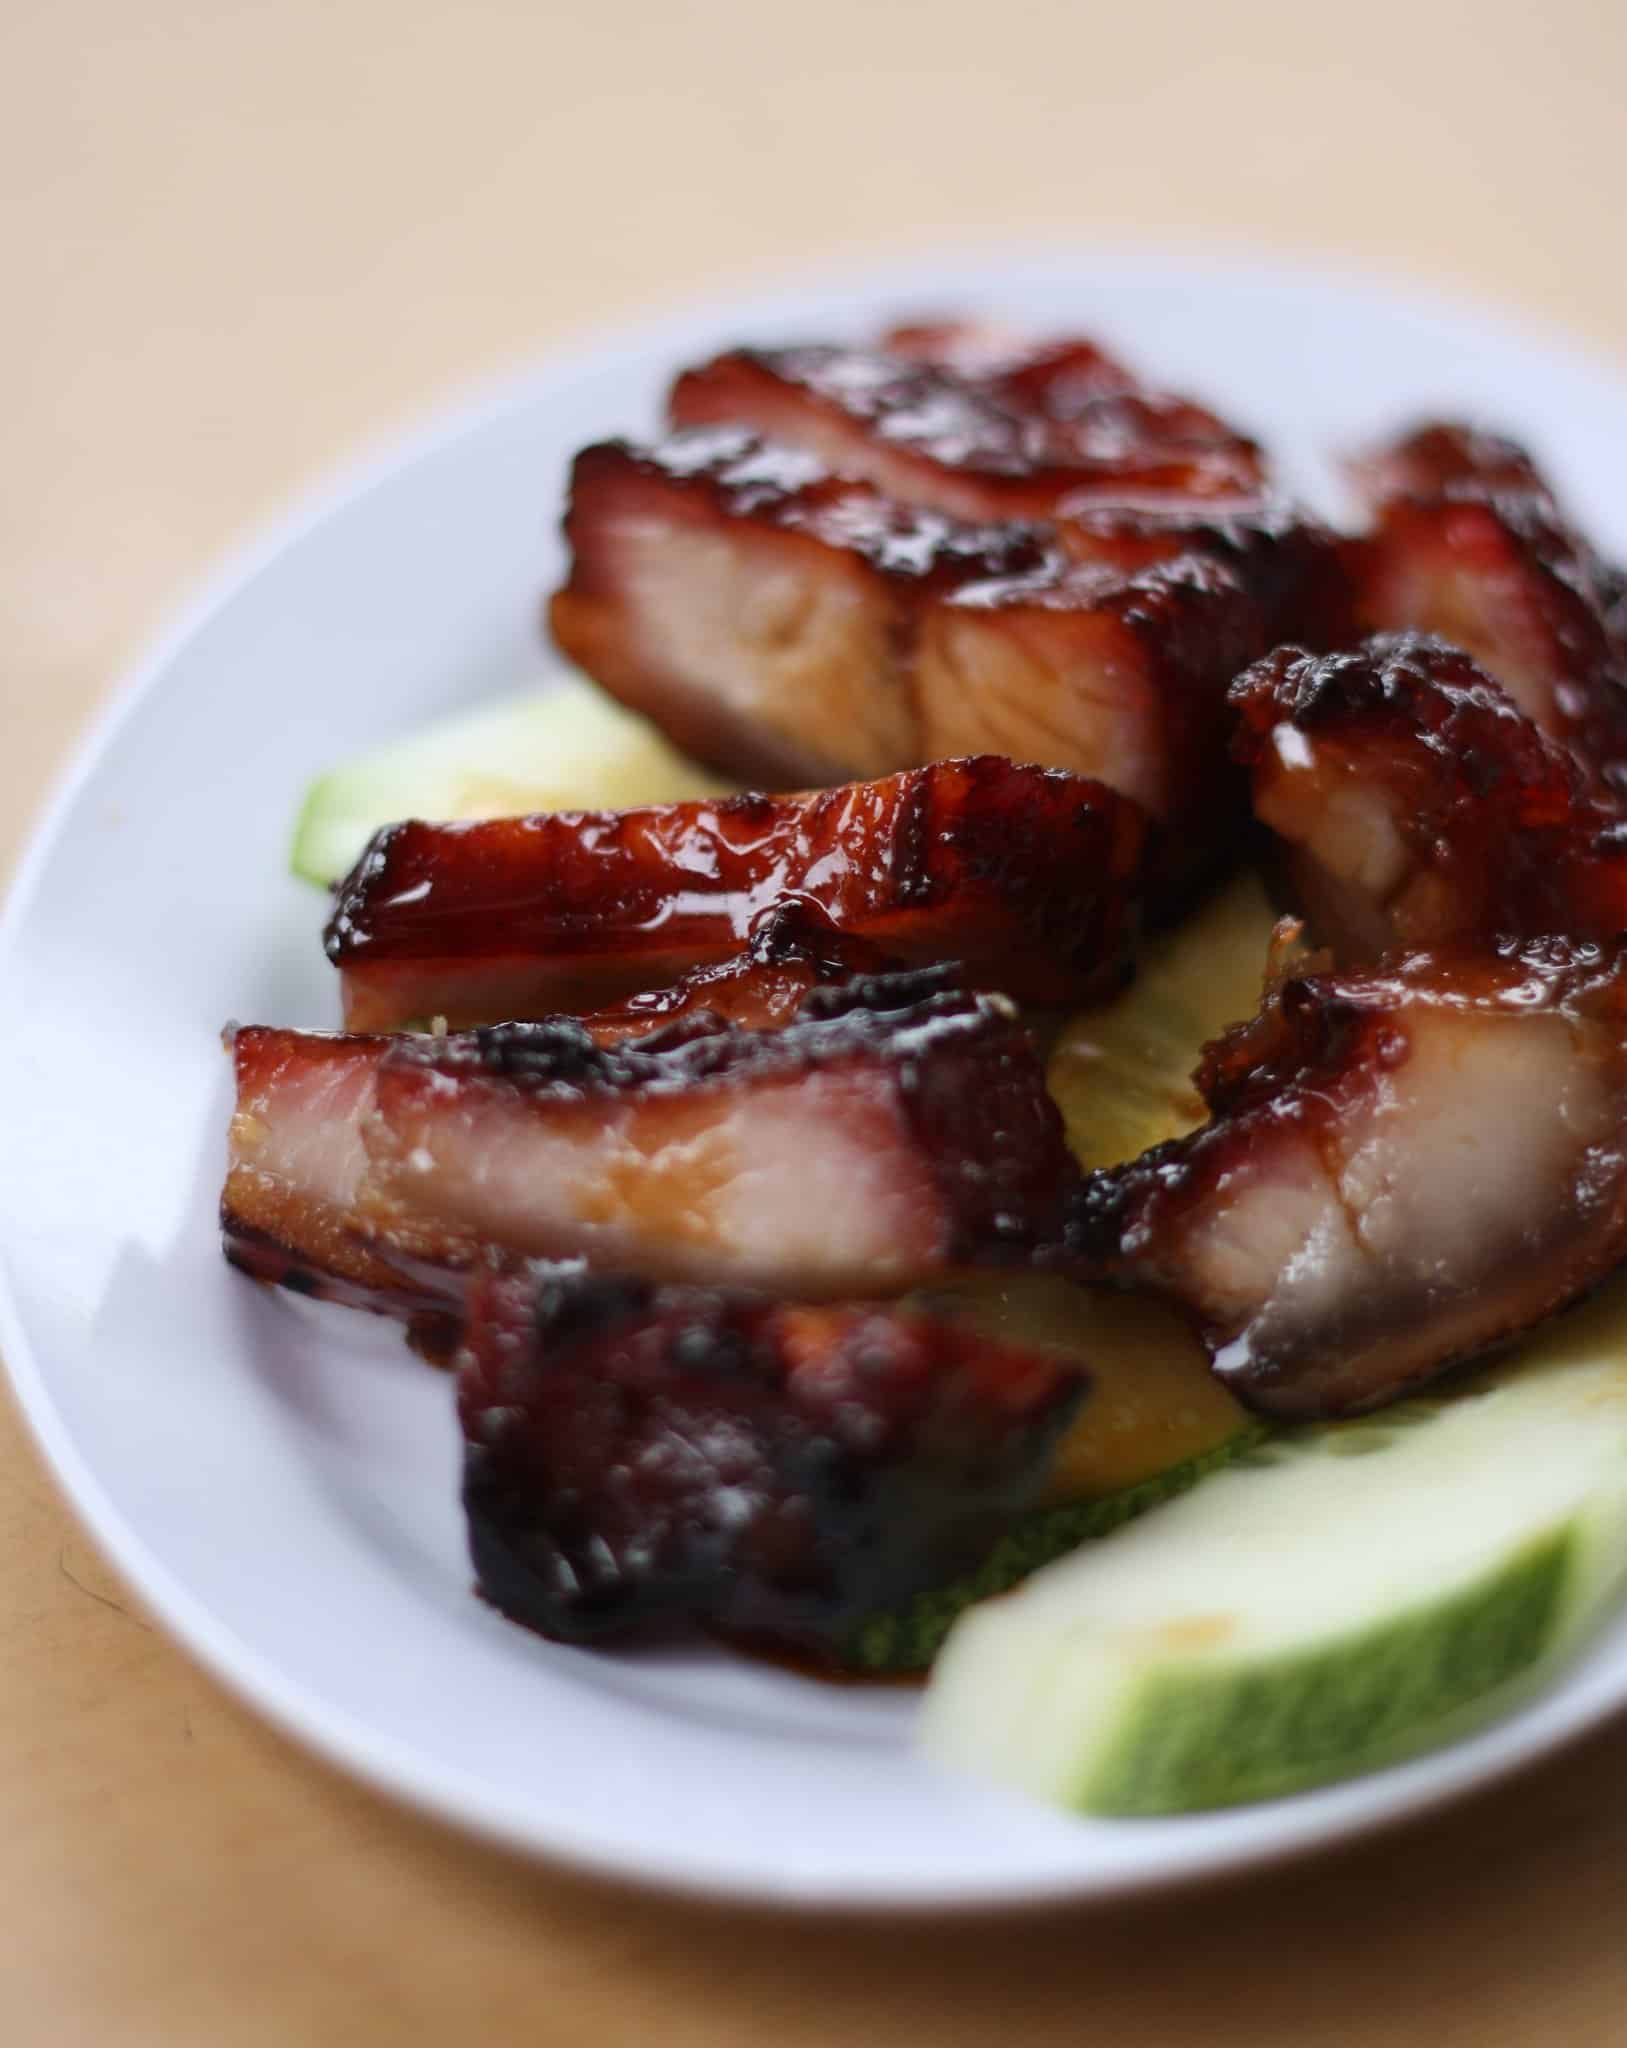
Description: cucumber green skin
xmin=289 ymin=774 xmax=350 ymax=889
xmin=1080 ymin=1523 xmax=1575 ymax=1815
xmin=842 ymin=1429 xmax=1266 ymax=1675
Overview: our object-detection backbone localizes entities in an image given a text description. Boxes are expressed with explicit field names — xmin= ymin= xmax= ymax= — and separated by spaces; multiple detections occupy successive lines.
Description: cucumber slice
xmin=1047 ymin=873 xmax=1280 ymax=1169
xmin=842 ymin=1279 xmax=1260 ymax=1675
xmin=919 ymin=1286 xmax=1627 ymax=1814
xmin=290 ymin=675 xmax=736 ymax=887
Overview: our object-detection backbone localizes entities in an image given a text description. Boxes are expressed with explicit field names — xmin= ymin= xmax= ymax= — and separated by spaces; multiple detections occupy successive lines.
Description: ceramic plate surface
xmin=7 ymin=251 xmax=1627 ymax=1910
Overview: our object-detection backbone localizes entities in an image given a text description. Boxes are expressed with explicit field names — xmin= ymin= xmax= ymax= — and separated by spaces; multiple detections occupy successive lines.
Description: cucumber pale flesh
xmin=920 ymin=1288 xmax=1627 ymax=1815
xmin=291 ymin=674 xmax=734 ymax=887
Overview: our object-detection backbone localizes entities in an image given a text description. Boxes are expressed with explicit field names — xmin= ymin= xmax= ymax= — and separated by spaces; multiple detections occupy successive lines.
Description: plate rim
xmin=7 ymin=239 xmax=1627 ymax=1911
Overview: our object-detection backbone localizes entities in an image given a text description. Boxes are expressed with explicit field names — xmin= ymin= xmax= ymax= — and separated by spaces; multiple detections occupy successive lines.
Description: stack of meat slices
xmin=230 ymin=744 xmax=1146 ymax=1659
xmin=223 ymin=315 xmax=1627 ymax=1669
xmin=549 ymin=318 xmax=1356 ymax=903
xmin=1078 ymin=427 xmax=1627 ymax=1420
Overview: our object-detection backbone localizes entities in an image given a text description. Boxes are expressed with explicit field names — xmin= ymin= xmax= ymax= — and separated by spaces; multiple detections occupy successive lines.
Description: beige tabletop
xmin=7 ymin=2 xmax=1627 ymax=2040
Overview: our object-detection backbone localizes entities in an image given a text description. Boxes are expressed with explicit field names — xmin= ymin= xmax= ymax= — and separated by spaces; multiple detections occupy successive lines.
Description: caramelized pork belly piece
xmin=1354 ymin=424 xmax=1627 ymax=796
xmin=1072 ymin=938 xmax=1627 ymax=1419
xmin=548 ymin=428 xmax=1051 ymax=786
xmin=1352 ymin=420 xmax=1552 ymax=509
xmin=1359 ymin=493 xmax=1627 ymax=777
xmin=223 ymin=915 xmax=894 ymax=1316
xmin=459 ymin=1260 xmax=1083 ymax=1657
xmin=584 ymin=899 xmax=898 ymax=1043
xmin=1232 ymin=635 xmax=1627 ymax=957
xmin=221 ymin=1026 xmax=475 ymax=1331
xmin=1056 ymin=497 xmax=1359 ymax=651
xmin=878 ymin=317 xmax=1139 ymax=408
xmin=668 ymin=342 xmax=1264 ymax=517
xmin=917 ymin=555 xmax=1264 ymax=897
xmin=361 ymin=973 xmax=1081 ymax=1295
xmin=327 ymin=757 xmax=1146 ymax=1030
xmin=549 ymin=431 xmax=1320 ymax=865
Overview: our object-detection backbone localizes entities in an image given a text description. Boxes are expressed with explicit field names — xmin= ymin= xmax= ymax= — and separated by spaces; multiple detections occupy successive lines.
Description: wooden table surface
xmin=6 ymin=2 xmax=1627 ymax=2039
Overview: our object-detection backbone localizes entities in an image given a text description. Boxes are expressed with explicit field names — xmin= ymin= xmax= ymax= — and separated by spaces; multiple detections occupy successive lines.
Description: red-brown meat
xmin=221 ymin=1026 xmax=475 ymax=1336
xmin=1354 ymin=421 xmax=1627 ymax=799
xmin=547 ymin=428 xmax=1052 ymax=788
xmin=224 ymin=913 xmax=904 ymax=1317
xmin=1071 ymin=938 xmax=1627 ymax=1419
xmin=878 ymin=317 xmax=1140 ymax=407
xmin=459 ymin=1259 xmax=1085 ymax=1659
xmin=668 ymin=340 xmax=1264 ymax=517
xmin=326 ymin=757 xmax=1147 ymax=1031
xmin=361 ymin=972 xmax=1081 ymax=1296
xmin=548 ymin=431 xmax=1344 ymax=892
xmin=1231 ymin=634 xmax=1627 ymax=958
xmin=581 ymin=899 xmax=899 ymax=1042
xmin=1350 ymin=420 xmax=1551 ymax=509
xmin=1055 ymin=496 xmax=1358 ymax=650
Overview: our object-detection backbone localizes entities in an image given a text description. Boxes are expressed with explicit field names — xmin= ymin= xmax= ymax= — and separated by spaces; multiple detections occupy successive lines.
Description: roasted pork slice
xmin=547 ymin=428 xmax=1052 ymax=786
xmin=913 ymin=553 xmax=1266 ymax=867
xmin=1350 ymin=419 xmax=1552 ymax=510
xmin=1231 ymin=634 xmax=1627 ymax=957
xmin=1354 ymin=423 xmax=1627 ymax=798
xmin=549 ymin=430 xmax=1322 ymax=867
xmin=360 ymin=973 xmax=1082 ymax=1295
xmin=223 ymin=916 xmax=901 ymax=1316
xmin=1055 ymin=497 xmax=1359 ymax=651
xmin=667 ymin=341 xmax=1264 ymax=517
xmin=878 ymin=317 xmax=1140 ymax=409
xmin=221 ymin=1026 xmax=476 ymax=1333
xmin=327 ymin=756 xmax=1146 ymax=1030
xmin=1070 ymin=937 xmax=1627 ymax=1419
xmin=459 ymin=1259 xmax=1084 ymax=1658
xmin=583 ymin=899 xmax=899 ymax=1043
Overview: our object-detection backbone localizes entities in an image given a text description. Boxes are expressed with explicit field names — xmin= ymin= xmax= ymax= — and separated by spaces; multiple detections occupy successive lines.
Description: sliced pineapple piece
xmin=1048 ymin=872 xmax=1280 ymax=1169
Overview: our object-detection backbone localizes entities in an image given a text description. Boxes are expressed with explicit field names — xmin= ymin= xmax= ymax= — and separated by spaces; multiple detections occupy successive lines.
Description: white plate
xmin=7 ymin=250 xmax=1627 ymax=1912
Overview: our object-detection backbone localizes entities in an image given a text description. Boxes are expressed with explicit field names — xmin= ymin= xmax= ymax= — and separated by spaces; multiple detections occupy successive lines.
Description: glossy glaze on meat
xmin=361 ymin=972 xmax=1082 ymax=1295
xmin=459 ymin=1259 xmax=1084 ymax=1657
xmin=1232 ymin=634 xmax=1627 ymax=957
xmin=1354 ymin=422 xmax=1627 ymax=798
xmin=326 ymin=756 xmax=1147 ymax=1030
xmin=1071 ymin=938 xmax=1627 ymax=1418
xmin=668 ymin=341 xmax=1264 ymax=518
xmin=221 ymin=1026 xmax=475 ymax=1334
xmin=548 ymin=430 xmax=1343 ymax=890
xmin=548 ymin=428 xmax=1052 ymax=787
xmin=917 ymin=508 xmax=1353 ymax=857
xmin=582 ymin=899 xmax=900 ymax=1042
